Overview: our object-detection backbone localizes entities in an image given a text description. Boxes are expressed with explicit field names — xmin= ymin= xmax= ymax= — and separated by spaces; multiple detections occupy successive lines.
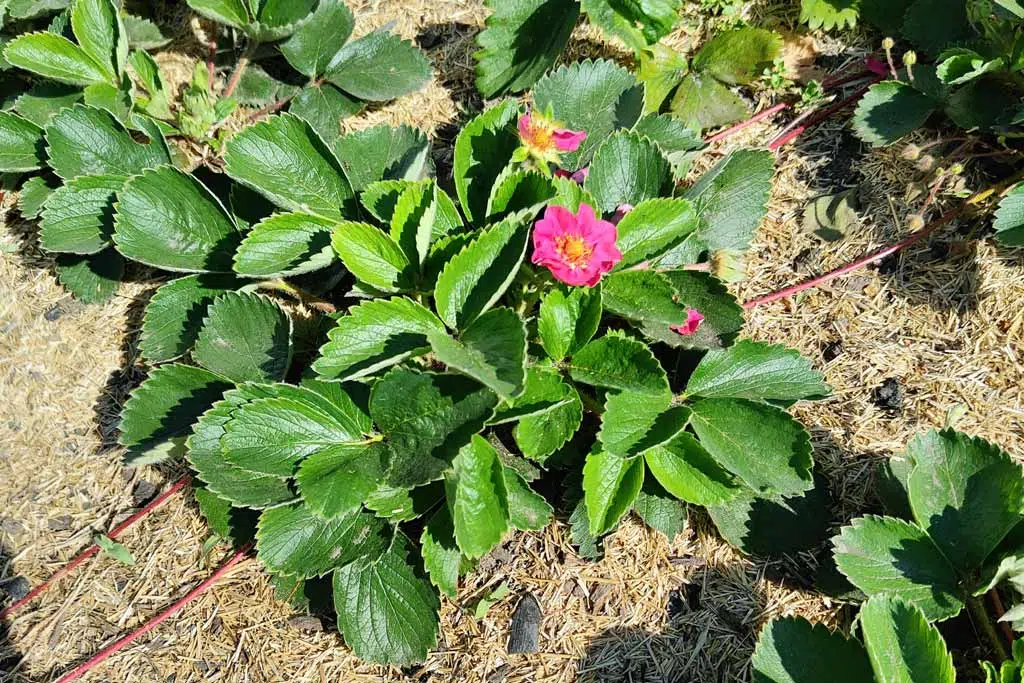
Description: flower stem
xmin=53 ymin=545 xmax=251 ymax=683
xmin=767 ymin=79 xmax=880 ymax=151
xmin=989 ymin=589 xmax=1017 ymax=648
xmin=969 ymin=595 xmax=1009 ymax=662
xmin=0 ymin=475 xmax=192 ymax=620
xmin=222 ymin=43 xmax=257 ymax=99
xmin=704 ymin=102 xmax=790 ymax=144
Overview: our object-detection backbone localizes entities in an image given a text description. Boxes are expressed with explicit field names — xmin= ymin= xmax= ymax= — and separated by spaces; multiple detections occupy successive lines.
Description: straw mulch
xmin=2 ymin=2 xmax=1023 ymax=682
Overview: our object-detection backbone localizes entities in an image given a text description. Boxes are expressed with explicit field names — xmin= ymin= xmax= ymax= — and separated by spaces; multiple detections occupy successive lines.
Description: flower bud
xmin=711 ymin=249 xmax=745 ymax=283
xmin=902 ymin=50 xmax=917 ymax=67
xmin=906 ymin=214 xmax=925 ymax=231
xmin=901 ymin=143 xmax=921 ymax=161
xmin=916 ymin=154 xmax=935 ymax=172
xmin=882 ymin=37 xmax=895 ymax=51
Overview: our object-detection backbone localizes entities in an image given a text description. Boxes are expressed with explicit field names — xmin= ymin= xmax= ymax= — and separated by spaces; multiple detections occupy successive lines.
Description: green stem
xmin=969 ymin=595 xmax=1009 ymax=662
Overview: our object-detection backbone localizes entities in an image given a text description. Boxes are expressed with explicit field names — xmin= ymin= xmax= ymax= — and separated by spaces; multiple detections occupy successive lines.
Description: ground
xmin=2 ymin=1 xmax=1023 ymax=682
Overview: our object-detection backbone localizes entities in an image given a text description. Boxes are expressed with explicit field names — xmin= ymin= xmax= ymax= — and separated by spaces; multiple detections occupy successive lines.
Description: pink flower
xmin=518 ymin=112 xmax=586 ymax=162
xmin=670 ymin=309 xmax=704 ymax=336
xmin=554 ymin=166 xmax=589 ymax=184
xmin=532 ymin=203 xmax=622 ymax=287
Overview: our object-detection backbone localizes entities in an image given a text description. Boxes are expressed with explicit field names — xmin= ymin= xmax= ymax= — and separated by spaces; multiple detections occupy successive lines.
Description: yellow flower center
xmin=555 ymin=234 xmax=593 ymax=269
xmin=524 ymin=117 xmax=556 ymax=151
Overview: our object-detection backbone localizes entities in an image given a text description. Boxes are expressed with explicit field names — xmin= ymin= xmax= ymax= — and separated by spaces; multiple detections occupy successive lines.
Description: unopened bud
xmin=902 ymin=50 xmax=917 ymax=67
xmin=949 ymin=163 xmax=964 ymax=175
xmin=901 ymin=143 xmax=921 ymax=161
xmin=906 ymin=214 xmax=925 ymax=231
xmin=711 ymin=249 xmax=745 ymax=283
xmin=916 ymin=154 xmax=935 ymax=172
xmin=882 ymin=37 xmax=895 ymax=51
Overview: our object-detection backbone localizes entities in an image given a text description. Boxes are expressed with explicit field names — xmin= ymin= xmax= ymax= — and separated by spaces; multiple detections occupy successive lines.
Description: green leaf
xmin=537 ymin=284 xmax=602 ymax=361
xmin=44 ymin=104 xmax=169 ymax=180
xmin=297 ymin=442 xmax=386 ymax=520
xmin=833 ymin=515 xmax=964 ymax=621
xmin=581 ymin=0 xmax=681 ymax=51
xmin=799 ymin=0 xmax=860 ymax=30
xmin=533 ymin=59 xmax=645 ymax=171
xmin=751 ymin=617 xmax=873 ymax=683
xmin=124 ymin=15 xmax=170 ymax=50
xmin=583 ymin=448 xmax=644 ymax=536
xmin=485 ymin=168 xmax=555 ymax=221
xmin=113 ymin=166 xmax=240 ymax=273
xmin=491 ymin=364 xmax=576 ymax=425
xmin=231 ymin=65 xmax=300 ymax=107
xmin=686 ymin=340 xmax=830 ymax=402
xmin=853 ymin=81 xmax=939 ymax=147
xmin=645 ymin=432 xmax=739 ymax=505
xmin=633 ymin=478 xmax=687 ymax=540
xmin=670 ymin=73 xmax=748 ymax=131
xmin=568 ymin=332 xmax=669 ymax=395
xmin=194 ymin=486 xmax=259 ymax=547
xmin=906 ymin=429 xmax=1024 ymax=574
xmin=505 ymin=466 xmax=552 ymax=531
xmin=118 ymin=363 xmax=231 ymax=462
xmin=598 ymin=390 xmax=690 ymax=458
xmin=186 ymin=385 xmax=296 ymax=509
xmin=512 ymin=371 xmax=583 ymax=464
xmin=332 ymin=124 xmax=431 ymax=193
xmin=257 ymin=502 xmax=389 ymax=578
xmin=251 ymin=0 xmax=316 ymax=30
xmin=325 ymin=29 xmax=431 ymax=102
xmin=861 ymin=595 xmax=956 ymax=683
xmin=692 ymin=27 xmax=781 ymax=85
xmin=472 ymin=582 xmax=510 ymax=619
xmin=313 ymin=297 xmax=444 ymax=381
xmin=903 ymin=0 xmax=972 ymax=55
xmin=474 ymin=0 xmax=580 ymax=98
xmin=361 ymin=179 xmax=418 ymax=224
xmin=994 ymin=183 xmax=1024 ymax=246
xmin=584 ymin=130 xmax=670 ymax=213
xmin=54 ymin=249 xmax=123 ymax=303
xmin=185 ymin=0 xmax=250 ymax=29
xmin=39 ymin=174 xmax=122 ymax=254
xmin=637 ymin=44 xmax=689 ymax=115
xmin=83 ymin=79 xmax=132 ymax=122
xmin=389 ymin=181 xmax=461 ymax=266
xmin=612 ymin=198 xmax=697 ymax=269
xmin=429 ymin=307 xmax=527 ymax=400
xmin=690 ymin=398 xmax=812 ymax=497
xmin=4 ymin=31 xmax=109 ymax=85
xmin=94 ymin=534 xmax=135 ymax=565
xmin=936 ymin=49 xmax=1004 ymax=86
xmin=453 ymin=100 xmax=519 ymax=222
xmin=192 ymin=292 xmax=292 ymax=383
xmin=445 ymin=435 xmax=510 ymax=558
xmin=371 ymin=369 xmax=498 ymax=488
xmin=14 ymin=83 xmax=83 ymax=127
xmin=17 ymin=176 xmax=57 ymax=219
xmin=288 ymin=84 xmax=362 ymax=144
xmin=233 ymin=212 xmax=335 ymax=278
xmin=331 ymin=221 xmax=413 ymax=292
xmin=71 ymin=0 xmax=125 ymax=82
xmin=279 ymin=0 xmax=353 ymax=77
xmin=421 ymin=506 xmax=461 ymax=597
xmin=333 ymin=536 xmax=440 ymax=667
xmin=945 ymin=77 xmax=1019 ymax=131
xmin=434 ymin=218 xmax=529 ymax=329
xmin=140 ymin=274 xmax=236 ymax=363
xmin=224 ymin=113 xmax=353 ymax=220
xmin=0 ymin=111 xmax=44 ymax=172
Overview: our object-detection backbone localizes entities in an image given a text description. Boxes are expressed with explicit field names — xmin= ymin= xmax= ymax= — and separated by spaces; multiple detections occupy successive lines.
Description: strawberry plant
xmin=87 ymin=59 xmax=834 ymax=666
xmin=752 ymin=428 xmax=1024 ymax=681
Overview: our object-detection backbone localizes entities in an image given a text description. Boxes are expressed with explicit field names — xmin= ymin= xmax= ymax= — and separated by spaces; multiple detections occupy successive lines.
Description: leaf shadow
xmin=0 ymin=539 xmax=27 ymax=682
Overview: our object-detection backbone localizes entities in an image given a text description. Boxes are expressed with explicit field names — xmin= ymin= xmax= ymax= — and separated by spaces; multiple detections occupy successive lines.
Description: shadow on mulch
xmin=0 ymin=541 xmax=26 ymax=681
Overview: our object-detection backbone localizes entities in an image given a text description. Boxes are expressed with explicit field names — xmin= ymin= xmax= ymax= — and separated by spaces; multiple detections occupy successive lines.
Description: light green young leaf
xmin=233 ymin=212 xmax=336 ymax=278
xmin=331 ymin=221 xmax=413 ymax=292
xmin=325 ymin=30 xmax=431 ymax=101
xmin=389 ymin=180 xmax=458 ymax=267
xmin=637 ymin=43 xmax=688 ymax=115
xmin=473 ymin=582 xmax=510 ymax=619
xmin=39 ymin=175 xmax=123 ymax=254
xmin=446 ymin=435 xmax=510 ymax=558
xmin=94 ymin=534 xmax=135 ymax=565
xmin=428 ymin=307 xmax=527 ymax=400
xmin=4 ymin=31 xmax=110 ymax=85
xmin=71 ymin=0 xmax=125 ymax=82
xmin=568 ymin=332 xmax=669 ymax=395
xmin=453 ymin=100 xmax=520 ymax=222
xmin=139 ymin=274 xmax=237 ymax=363
xmin=686 ymin=340 xmax=830 ymax=402
xmin=692 ymin=27 xmax=781 ymax=85
xmin=670 ymin=72 xmax=748 ymax=131
xmin=645 ymin=432 xmax=739 ymax=505
xmin=0 ymin=111 xmax=45 ymax=172
xmin=279 ymin=0 xmax=354 ymax=77
xmin=537 ymin=284 xmax=602 ymax=361
xmin=192 ymin=292 xmax=293 ymax=383
xmin=583 ymin=448 xmax=644 ymax=536
xmin=751 ymin=616 xmax=873 ymax=683
xmin=584 ymin=130 xmax=670 ymax=213
xmin=54 ymin=249 xmax=123 ymax=304
xmin=44 ymin=104 xmax=169 ymax=179
xmin=861 ymin=595 xmax=956 ymax=683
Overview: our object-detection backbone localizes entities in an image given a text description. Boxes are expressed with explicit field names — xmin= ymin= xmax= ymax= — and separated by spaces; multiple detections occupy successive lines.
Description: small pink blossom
xmin=518 ymin=112 xmax=587 ymax=161
xmin=551 ymin=128 xmax=586 ymax=152
xmin=866 ymin=57 xmax=889 ymax=76
xmin=532 ymin=203 xmax=621 ymax=287
xmin=670 ymin=309 xmax=704 ymax=336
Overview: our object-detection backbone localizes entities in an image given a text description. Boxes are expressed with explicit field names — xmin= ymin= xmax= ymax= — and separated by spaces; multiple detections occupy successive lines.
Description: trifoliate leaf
xmin=185 ymin=0 xmax=249 ymax=29
xmin=583 ymin=448 xmax=644 ymax=536
xmin=670 ymin=73 xmax=748 ymax=131
xmin=313 ymin=297 xmax=444 ymax=381
xmin=370 ymin=369 xmax=498 ymax=488
xmin=331 ymin=221 xmax=412 ymax=292
xmin=692 ymin=27 xmax=781 ymax=86
xmin=44 ymin=104 xmax=169 ymax=179
xmin=192 ymin=292 xmax=292 ymax=383
xmin=584 ymin=130 xmax=671 ymax=213
xmin=113 ymin=166 xmax=240 ymax=273
xmin=994 ymin=183 xmax=1024 ymax=246
xmin=332 ymin=124 xmax=431 ymax=193
xmin=833 ymin=515 xmax=964 ymax=621
xmin=279 ymin=0 xmax=353 ymax=77
xmin=637 ymin=44 xmax=689 ymax=115
xmin=568 ymin=332 xmax=669 ymax=395
xmin=906 ymin=429 xmax=1024 ymax=574
xmin=533 ymin=59 xmax=645 ymax=171
xmin=39 ymin=174 xmax=122 ymax=254
xmin=0 ymin=111 xmax=44 ymax=172
xmin=434 ymin=217 xmax=529 ymax=329
xmin=505 ymin=466 xmax=552 ymax=531
xmin=852 ymin=81 xmax=939 ymax=147
xmin=445 ymin=435 xmax=510 ymax=558
xmin=453 ymin=100 xmax=520 ymax=222
xmin=751 ymin=617 xmax=873 ymax=683
xmin=123 ymin=15 xmax=170 ymax=50
xmin=537 ymin=284 xmax=602 ymax=361
xmin=474 ymin=0 xmax=580 ymax=98
xmin=633 ymin=478 xmax=687 ymax=540
xmin=333 ymin=536 xmax=440 ymax=667
xmin=288 ymin=84 xmax=362 ymax=144
xmin=224 ymin=113 xmax=353 ymax=220
xmin=54 ymin=248 xmax=123 ymax=303
xmin=861 ymin=595 xmax=956 ymax=683
xmin=139 ymin=274 xmax=237 ymax=363
xmin=233 ymin=212 xmax=336 ymax=278
xmin=421 ymin=506 xmax=460 ymax=597
xmin=582 ymin=0 xmax=681 ymax=52
xmin=645 ymin=432 xmax=739 ymax=505
xmin=118 ymin=363 xmax=231 ymax=463
xmin=14 ymin=83 xmax=82 ymax=127
xmin=4 ymin=31 xmax=109 ymax=86
xmin=71 ymin=0 xmax=125 ymax=82
xmin=296 ymin=441 xmax=386 ymax=520
xmin=689 ymin=398 xmax=813 ymax=496
xmin=612 ymin=198 xmax=697 ymax=269
xmin=598 ymin=390 xmax=689 ymax=459
xmin=686 ymin=340 xmax=830 ymax=402
xmin=257 ymin=502 xmax=390 ymax=578
xmin=428 ymin=307 xmax=527 ymax=400
xmin=325 ymin=29 xmax=431 ymax=102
